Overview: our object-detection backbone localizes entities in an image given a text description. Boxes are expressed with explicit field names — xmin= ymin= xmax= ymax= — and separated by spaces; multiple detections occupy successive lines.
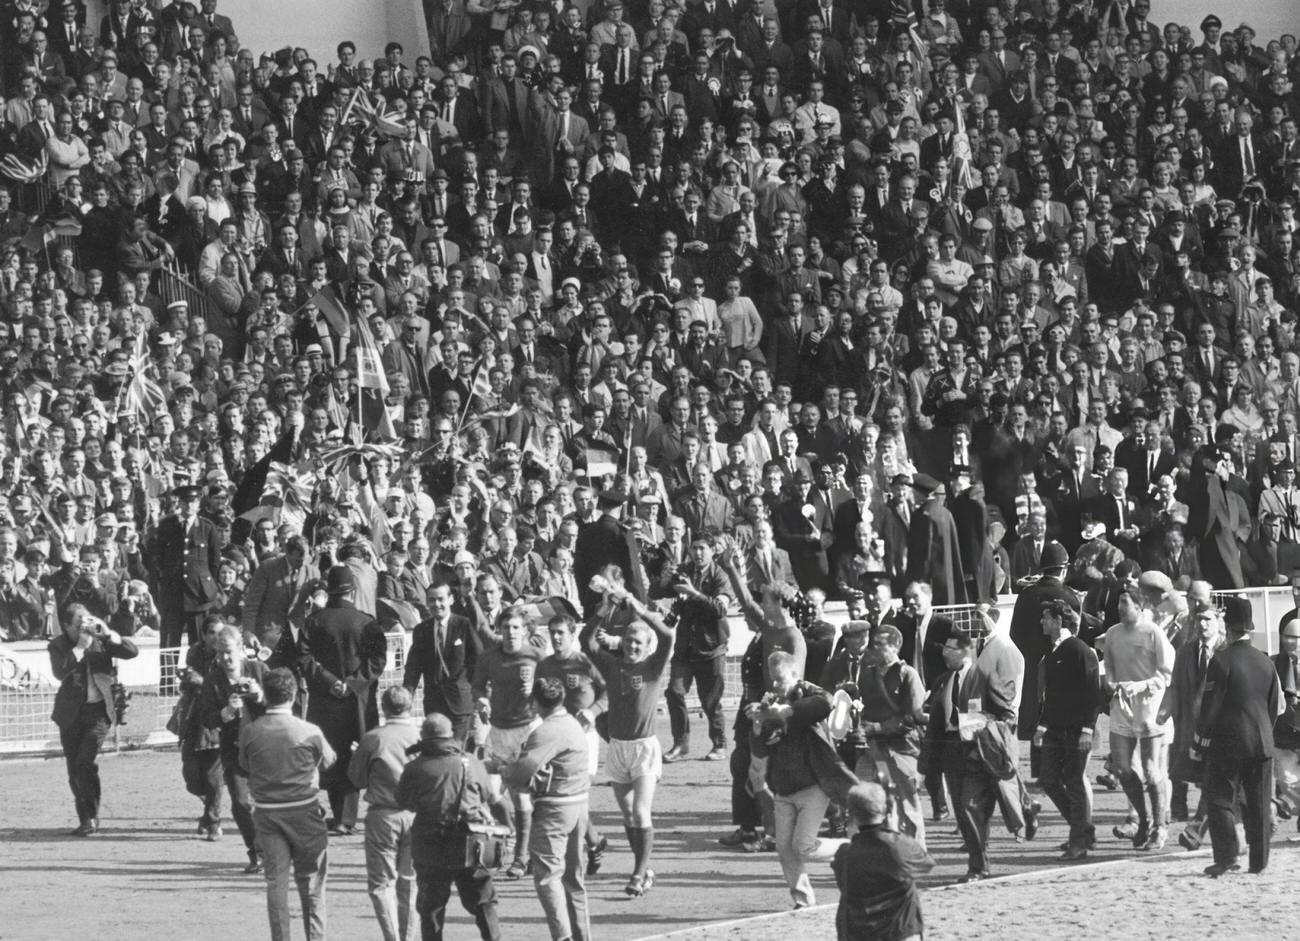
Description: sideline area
xmin=6 ymin=715 xmax=1292 ymax=941
xmin=638 ymin=845 xmax=1300 ymax=941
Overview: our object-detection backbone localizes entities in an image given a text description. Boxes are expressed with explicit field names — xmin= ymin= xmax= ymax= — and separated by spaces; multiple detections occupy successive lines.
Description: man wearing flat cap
xmin=151 ymin=483 xmax=222 ymax=647
xmin=299 ymin=564 xmax=388 ymax=834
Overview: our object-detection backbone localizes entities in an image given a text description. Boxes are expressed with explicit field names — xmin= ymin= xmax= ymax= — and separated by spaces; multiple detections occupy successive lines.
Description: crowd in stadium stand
xmin=5 ymin=0 xmax=1300 ymax=937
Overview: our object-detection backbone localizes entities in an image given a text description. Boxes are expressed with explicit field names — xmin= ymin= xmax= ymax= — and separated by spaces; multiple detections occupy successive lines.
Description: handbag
xmin=451 ymin=757 xmax=510 ymax=870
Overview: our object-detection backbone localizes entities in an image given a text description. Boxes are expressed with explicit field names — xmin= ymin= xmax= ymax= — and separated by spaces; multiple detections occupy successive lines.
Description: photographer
xmin=197 ymin=622 xmax=268 ymax=870
xmin=48 ymin=603 xmax=139 ymax=836
xmin=663 ymin=531 xmax=732 ymax=763
xmin=109 ymin=579 xmax=161 ymax=638
xmin=396 ymin=712 xmax=512 ymax=941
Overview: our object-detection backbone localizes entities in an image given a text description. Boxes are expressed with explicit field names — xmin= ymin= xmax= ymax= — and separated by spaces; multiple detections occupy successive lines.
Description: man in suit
xmin=241 ymin=536 xmax=316 ymax=649
xmin=150 ymin=485 xmax=221 ymax=647
xmin=922 ymin=632 xmax=977 ymax=844
xmin=377 ymin=117 xmax=438 ymax=187
xmin=1218 ymin=109 xmax=1266 ymax=198
xmin=536 ymin=87 xmax=590 ymax=188
xmin=774 ymin=468 xmax=833 ymax=592
xmin=49 ymin=608 xmax=140 ymax=834
xmin=1194 ymin=597 xmax=1281 ymax=875
xmin=300 ymin=565 xmax=388 ymax=832
xmin=1118 ymin=417 xmax=1175 ymax=499
xmin=743 ymin=519 xmax=796 ymax=597
xmin=481 ymin=54 xmax=531 ymax=138
xmin=1007 ymin=540 xmax=1079 ymax=747
xmin=671 ymin=462 xmax=735 ymax=540
xmin=878 ymin=475 xmax=913 ymax=595
xmin=897 ymin=581 xmax=954 ymax=689
xmin=952 ymin=605 xmax=1026 ymax=881
xmin=1272 ymin=621 xmax=1300 ymax=818
xmin=402 ymin=580 xmax=484 ymax=745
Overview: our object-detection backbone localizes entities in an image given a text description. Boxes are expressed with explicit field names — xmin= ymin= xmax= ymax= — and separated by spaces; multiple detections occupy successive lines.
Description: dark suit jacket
xmin=49 ymin=630 xmax=140 ymax=729
xmin=743 ymin=544 xmax=796 ymax=596
xmin=403 ymin=613 xmax=483 ymax=717
xmin=299 ymin=599 xmax=388 ymax=737
xmin=672 ymin=487 xmax=735 ymax=539
xmin=1196 ymin=639 xmax=1281 ymax=761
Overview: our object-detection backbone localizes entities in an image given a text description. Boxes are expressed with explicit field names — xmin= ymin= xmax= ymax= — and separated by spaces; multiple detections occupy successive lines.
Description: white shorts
xmin=485 ymin=720 xmax=540 ymax=772
xmin=606 ymin=736 xmax=662 ymax=785
xmin=1109 ymin=708 xmax=1168 ymax=740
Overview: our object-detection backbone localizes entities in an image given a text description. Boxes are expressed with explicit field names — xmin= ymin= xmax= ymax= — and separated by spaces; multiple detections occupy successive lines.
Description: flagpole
xmin=454 ymin=357 xmax=484 ymax=435
xmin=356 ymin=344 xmax=364 ymax=441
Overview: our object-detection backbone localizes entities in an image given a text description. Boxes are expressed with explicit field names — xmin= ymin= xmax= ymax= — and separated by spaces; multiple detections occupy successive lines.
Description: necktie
xmin=1243 ymin=136 xmax=1255 ymax=175
xmin=1198 ymin=643 xmax=1209 ymax=677
xmin=950 ymin=671 xmax=963 ymax=727
xmin=618 ymin=51 xmax=627 ymax=84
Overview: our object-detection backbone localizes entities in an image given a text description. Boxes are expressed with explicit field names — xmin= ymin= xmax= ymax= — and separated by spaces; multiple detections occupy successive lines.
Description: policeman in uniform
xmin=1193 ymin=597 xmax=1283 ymax=876
xmin=151 ymin=484 xmax=222 ymax=647
xmin=299 ymin=564 xmax=389 ymax=832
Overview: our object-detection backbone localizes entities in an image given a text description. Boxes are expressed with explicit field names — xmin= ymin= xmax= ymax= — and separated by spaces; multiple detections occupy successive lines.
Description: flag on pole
xmin=121 ymin=331 xmax=167 ymax=424
xmin=305 ymin=286 xmax=352 ymax=339
xmin=583 ymin=449 xmax=618 ymax=479
xmin=352 ymin=315 xmax=390 ymax=395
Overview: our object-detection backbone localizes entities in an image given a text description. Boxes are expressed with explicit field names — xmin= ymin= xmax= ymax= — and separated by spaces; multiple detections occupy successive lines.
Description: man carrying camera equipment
xmin=197 ymin=621 xmax=268 ymax=870
xmin=48 ymin=603 xmax=139 ymax=836
xmin=175 ymin=615 xmax=226 ymax=837
xmin=397 ymin=712 xmax=512 ymax=941
xmin=503 ymin=676 xmax=593 ymax=941
xmin=238 ymin=667 xmax=336 ymax=941
xmin=846 ymin=624 xmax=928 ymax=848
xmin=349 ymin=685 xmax=422 ymax=941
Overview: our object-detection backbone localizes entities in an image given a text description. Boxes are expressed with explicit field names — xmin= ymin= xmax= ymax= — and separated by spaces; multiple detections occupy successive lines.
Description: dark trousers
xmin=924 ymin=770 xmax=948 ymax=815
xmin=182 ymin=737 xmax=223 ymax=827
xmin=1039 ymin=727 xmax=1094 ymax=849
xmin=220 ymin=745 xmax=257 ymax=850
xmin=954 ymin=764 xmax=1001 ymax=874
xmin=415 ymin=865 xmax=500 ymax=941
xmin=666 ymin=656 xmax=726 ymax=749
xmin=1205 ymin=757 xmax=1273 ymax=872
xmin=59 ymin=702 xmax=111 ymax=824
xmin=162 ymin=609 xmax=206 ymax=648
xmin=731 ymin=708 xmax=761 ymax=830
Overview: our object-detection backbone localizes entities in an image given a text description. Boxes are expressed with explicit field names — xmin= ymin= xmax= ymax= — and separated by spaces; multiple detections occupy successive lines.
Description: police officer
xmin=298 ymin=564 xmax=388 ymax=833
xmin=151 ymin=484 xmax=222 ymax=647
xmin=1192 ymin=597 xmax=1283 ymax=876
